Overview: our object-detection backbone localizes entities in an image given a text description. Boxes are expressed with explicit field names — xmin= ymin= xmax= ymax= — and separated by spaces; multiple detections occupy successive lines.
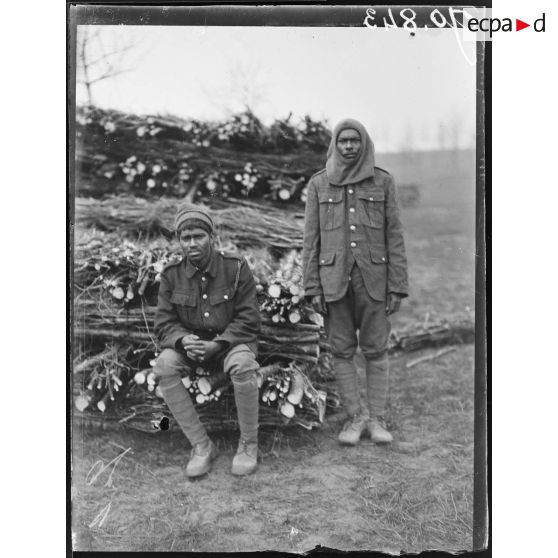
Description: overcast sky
xmin=76 ymin=25 xmax=477 ymax=152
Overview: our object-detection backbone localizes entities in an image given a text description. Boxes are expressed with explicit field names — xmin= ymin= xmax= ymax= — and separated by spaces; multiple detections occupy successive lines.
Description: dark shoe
xmin=186 ymin=440 xmax=218 ymax=478
xmin=338 ymin=414 xmax=367 ymax=446
xmin=369 ymin=417 xmax=393 ymax=444
xmin=231 ymin=440 xmax=258 ymax=476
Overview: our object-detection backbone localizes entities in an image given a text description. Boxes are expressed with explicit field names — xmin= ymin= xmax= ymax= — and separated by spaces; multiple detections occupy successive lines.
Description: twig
xmin=138 ymin=253 xmax=153 ymax=296
xmin=405 ymin=346 xmax=457 ymax=369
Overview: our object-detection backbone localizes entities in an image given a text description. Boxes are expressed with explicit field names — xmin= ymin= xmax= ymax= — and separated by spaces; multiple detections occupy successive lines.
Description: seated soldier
xmin=154 ymin=203 xmax=261 ymax=478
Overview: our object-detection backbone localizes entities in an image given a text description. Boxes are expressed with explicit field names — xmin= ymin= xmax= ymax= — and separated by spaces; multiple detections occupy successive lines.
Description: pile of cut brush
xmin=75 ymin=106 xmax=420 ymax=208
xmin=73 ymin=224 xmax=334 ymax=433
xmin=74 ymin=196 xmax=305 ymax=250
xmin=76 ymin=106 xmax=329 ymax=202
xmin=73 ymin=198 xmax=473 ymax=434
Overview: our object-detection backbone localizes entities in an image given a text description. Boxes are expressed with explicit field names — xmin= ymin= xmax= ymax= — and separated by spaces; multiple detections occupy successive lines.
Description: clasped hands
xmin=310 ymin=293 xmax=402 ymax=316
xmin=181 ymin=334 xmax=223 ymax=362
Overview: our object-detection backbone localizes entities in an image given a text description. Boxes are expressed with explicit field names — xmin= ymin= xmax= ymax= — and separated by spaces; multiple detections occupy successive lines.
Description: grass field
xmin=72 ymin=148 xmax=478 ymax=553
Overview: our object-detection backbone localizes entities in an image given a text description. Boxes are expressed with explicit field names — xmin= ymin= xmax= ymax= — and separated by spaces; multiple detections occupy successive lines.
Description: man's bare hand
xmin=182 ymin=335 xmax=222 ymax=361
xmin=182 ymin=334 xmax=203 ymax=361
xmin=386 ymin=293 xmax=402 ymax=316
xmin=311 ymin=294 xmax=327 ymax=315
xmin=181 ymin=334 xmax=199 ymax=350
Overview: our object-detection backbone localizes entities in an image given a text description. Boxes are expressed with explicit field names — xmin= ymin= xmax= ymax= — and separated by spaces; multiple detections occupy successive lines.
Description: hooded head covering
xmin=325 ymin=118 xmax=375 ymax=186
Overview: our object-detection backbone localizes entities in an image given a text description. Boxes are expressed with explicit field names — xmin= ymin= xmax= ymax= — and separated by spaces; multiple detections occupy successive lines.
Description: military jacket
xmin=154 ymin=249 xmax=260 ymax=353
xmin=302 ymin=167 xmax=408 ymax=303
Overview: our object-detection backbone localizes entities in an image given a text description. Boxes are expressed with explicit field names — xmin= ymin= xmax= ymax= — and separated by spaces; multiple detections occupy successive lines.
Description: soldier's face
xmin=178 ymin=226 xmax=212 ymax=265
xmin=336 ymin=128 xmax=362 ymax=160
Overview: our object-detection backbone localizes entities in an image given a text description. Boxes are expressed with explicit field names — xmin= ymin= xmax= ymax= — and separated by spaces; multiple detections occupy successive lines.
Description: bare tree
xmin=201 ymin=59 xmax=269 ymax=117
xmin=76 ymin=27 xmax=135 ymax=106
xmin=228 ymin=62 xmax=268 ymax=113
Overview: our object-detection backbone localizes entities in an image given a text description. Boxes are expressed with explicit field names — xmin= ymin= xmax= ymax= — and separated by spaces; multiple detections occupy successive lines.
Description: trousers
xmin=325 ymin=264 xmax=391 ymax=418
xmin=155 ymin=344 xmax=259 ymax=446
xmin=325 ymin=264 xmax=390 ymax=359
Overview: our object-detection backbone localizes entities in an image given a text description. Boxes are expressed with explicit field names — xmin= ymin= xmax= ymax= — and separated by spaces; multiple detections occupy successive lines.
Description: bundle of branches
xmin=76 ymin=304 xmax=322 ymax=366
xmin=75 ymin=196 xmax=305 ymax=249
xmin=257 ymin=250 xmax=316 ymax=325
xmin=74 ymin=231 xmax=180 ymax=309
xmin=76 ymin=106 xmax=329 ymax=201
xmin=73 ymin=347 xmax=328 ymax=433
xmin=388 ymin=316 xmax=475 ymax=352
xmin=73 ymin=225 xmax=332 ymax=430
xmin=75 ymin=229 xmax=305 ymax=314
xmin=76 ymin=107 xmax=421 ymax=207
xmin=75 ymin=304 xmax=323 ymax=368
xmin=77 ymin=105 xmax=331 ymax=154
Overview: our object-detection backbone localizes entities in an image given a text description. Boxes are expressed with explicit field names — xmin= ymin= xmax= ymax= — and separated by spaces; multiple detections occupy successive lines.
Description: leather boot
xmin=338 ymin=414 xmax=367 ymax=446
xmin=186 ymin=440 xmax=218 ymax=478
xmin=231 ymin=439 xmax=258 ymax=476
xmin=368 ymin=417 xmax=393 ymax=444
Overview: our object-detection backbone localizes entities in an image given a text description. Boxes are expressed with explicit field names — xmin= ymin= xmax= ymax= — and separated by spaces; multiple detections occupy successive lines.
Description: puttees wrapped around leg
xmin=225 ymin=345 xmax=259 ymax=444
xmin=155 ymin=348 xmax=208 ymax=446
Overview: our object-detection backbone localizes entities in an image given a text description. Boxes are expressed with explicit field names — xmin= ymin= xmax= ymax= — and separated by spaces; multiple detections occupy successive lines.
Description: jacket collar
xmin=184 ymin=248 xmax=218 ymax=279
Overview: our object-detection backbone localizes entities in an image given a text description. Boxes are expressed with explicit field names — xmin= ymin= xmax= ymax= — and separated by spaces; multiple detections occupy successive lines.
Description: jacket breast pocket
xmin=357 ymin=189 xmax=385 ymax=229
xmin=318 ymin=189 xmax=344 ymax=231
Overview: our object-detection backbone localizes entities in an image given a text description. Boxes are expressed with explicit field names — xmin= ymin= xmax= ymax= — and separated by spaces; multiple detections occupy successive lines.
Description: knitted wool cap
xmin=174 ymin=203 xmax=214 ymax=233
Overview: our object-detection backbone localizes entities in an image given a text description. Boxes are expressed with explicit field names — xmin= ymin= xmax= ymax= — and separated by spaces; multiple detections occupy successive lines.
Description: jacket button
xmin=348 ymin=189 xmax=354 ymax=194
xmin=202 ymin=294 xmax=207 ymax=300
xmin=349 ymin=208 xmax=355 ymax=213
xmin=201 ymin=276 xmax=206 ymax=282
xmin=204 ymin=311 xmax=210 ymax=317
xmin=350 ymin=225 xmax=356 ymax=231
xmin=328 ymin=198 xmax=333 ymax=202
xmin=320 ymin=259 xmax=325 ymax=264
xmin=224 ymin=294 xmax=229 ymax=300
xmin=381 ymin=257 xmax=386 ymax=261
xmin=369 ymin=197 xmax=374 ymax=201
xmin=350 ymin=242 xmax=356 ymax=248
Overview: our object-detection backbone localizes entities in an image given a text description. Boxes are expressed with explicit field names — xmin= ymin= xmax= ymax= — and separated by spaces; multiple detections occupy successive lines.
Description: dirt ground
xmin=71 ymin=149 xmax=478 ymax=553
xmin=72 ymin=344 xmax=474 ymax=553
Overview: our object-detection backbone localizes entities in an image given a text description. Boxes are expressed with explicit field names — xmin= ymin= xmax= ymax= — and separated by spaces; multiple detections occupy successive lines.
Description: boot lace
xmin=191 ymin=441 xmax=212 ymax=457
xmin=342 ymin=414 xmax=364 ymax=431
xmin=237 ymin=439 xmax=256 ymax=457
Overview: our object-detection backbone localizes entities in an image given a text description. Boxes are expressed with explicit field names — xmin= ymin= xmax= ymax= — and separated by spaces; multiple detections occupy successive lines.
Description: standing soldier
xmin=302 ymin=119 xmax=408 ymax=445
xmin=154 ymin=203 xmax=261 ymax=477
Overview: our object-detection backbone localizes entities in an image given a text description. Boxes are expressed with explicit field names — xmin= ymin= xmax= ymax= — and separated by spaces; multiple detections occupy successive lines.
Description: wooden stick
xmin=198 ymin=371 xmax=229 ymax=396
xmin=138 ymin=253 xmax=153 ymax=296
xmin=74 ymin=354 xmax=103 ymax=374
xmin=75 ymin=327 xmax=153 ymax=342
xmin=262 ymin=321 xmax=321 ymax=332
xmin=405 ymin=346 xmax=457 ymax=369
